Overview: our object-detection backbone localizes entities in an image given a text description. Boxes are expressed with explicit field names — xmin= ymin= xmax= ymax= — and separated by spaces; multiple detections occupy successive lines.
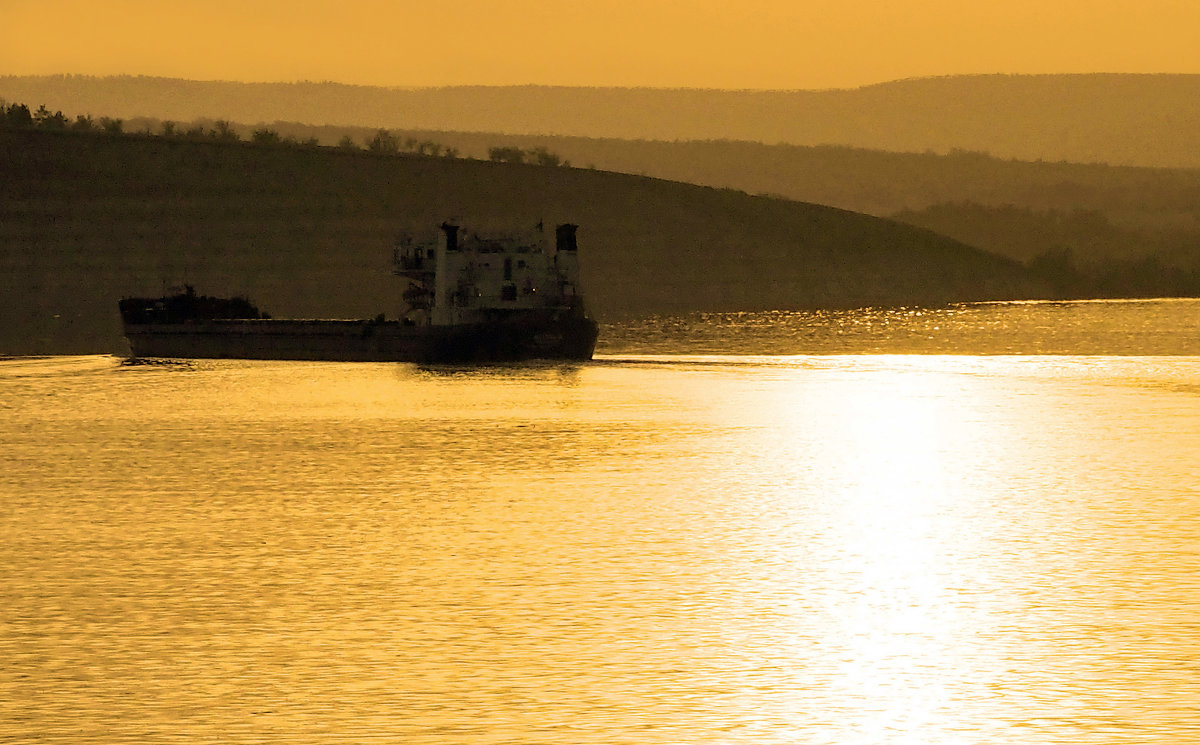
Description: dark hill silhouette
xmin=0 ymin=129 xmax=1036 ymax=355
xmin=8 ymin=74 xmax=1200 ymax=279
xmin=49 ymin=117 xmax=1198 ymax=282
xmin=3 ymin=73 xmax=1200 ymax=167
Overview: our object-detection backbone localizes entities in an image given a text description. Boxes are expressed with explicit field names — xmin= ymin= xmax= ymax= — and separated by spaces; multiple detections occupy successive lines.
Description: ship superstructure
xmin=394 ymin=222 xmax=584 ymax=326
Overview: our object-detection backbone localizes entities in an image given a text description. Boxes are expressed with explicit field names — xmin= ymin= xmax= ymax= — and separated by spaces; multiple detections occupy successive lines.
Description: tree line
xmin=485 ymin=145 xmax=570 ymax=167
xmin=2 ymin=101 xmax=127 ymax=135
xmin=0 ymin=99 xmax=568 ymax=167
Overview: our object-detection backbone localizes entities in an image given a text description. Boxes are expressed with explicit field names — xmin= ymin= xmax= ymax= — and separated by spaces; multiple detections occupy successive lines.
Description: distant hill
xmin=890 ymin=203 xmax=1200 ymax=298
xmin=3 ymin=73 xmax=1200 ymax=168
xmin=0 ymin=129 xmax=1037 ymax=355
xmin=37 ymin=116 xmax=1196 ymax=279
xmin=295 ymin=131 xmax=1200 ymax=238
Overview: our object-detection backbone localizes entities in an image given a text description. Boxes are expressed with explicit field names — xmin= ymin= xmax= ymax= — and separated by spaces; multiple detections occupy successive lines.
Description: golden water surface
xmin=3 ymin=302 xmax=1199 ymax=743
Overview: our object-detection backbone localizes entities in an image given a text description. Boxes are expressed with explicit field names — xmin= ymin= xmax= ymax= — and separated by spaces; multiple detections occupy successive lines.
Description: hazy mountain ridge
xmin=3 ymin=73 xmax=1200 ymax=167
xmin=6 ymin=74 xmax=1200 ymax=298
xmin=8 ymin=72 xmax=1200 ymax=273
xmin=1 ymin=128 xmax=1037 ymax=354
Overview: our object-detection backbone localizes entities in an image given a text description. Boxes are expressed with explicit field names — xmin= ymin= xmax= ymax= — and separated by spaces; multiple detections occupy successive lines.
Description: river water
xmin=2 ymin=300 xmax=1199 ymax=744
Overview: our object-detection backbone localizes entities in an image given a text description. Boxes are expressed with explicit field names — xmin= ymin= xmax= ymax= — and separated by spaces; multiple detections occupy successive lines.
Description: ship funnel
xmin=555 ymin=224 xmax=578 ymax=253
xmin=433 ymin=223 xmax=460 ymax=326
xmin=440 ymin=222 xmax=460 ymax=252
xmin=554 ymin=224 xmax=581 ymax=300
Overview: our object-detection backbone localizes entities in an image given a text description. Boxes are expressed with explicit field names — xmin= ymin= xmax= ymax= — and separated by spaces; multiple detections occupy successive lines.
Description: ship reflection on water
xmin=3 ymin=302 xmax=1200 ymax=743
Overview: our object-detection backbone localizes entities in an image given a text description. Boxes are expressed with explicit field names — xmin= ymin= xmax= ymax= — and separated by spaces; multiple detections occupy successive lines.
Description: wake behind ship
xmin=119 ymin=222 xmax=599 ymax=363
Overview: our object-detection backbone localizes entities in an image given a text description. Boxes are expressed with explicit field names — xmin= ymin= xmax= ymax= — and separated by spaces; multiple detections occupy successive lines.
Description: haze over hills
xmin=4 ymin=73 xmax=1200 ymax=168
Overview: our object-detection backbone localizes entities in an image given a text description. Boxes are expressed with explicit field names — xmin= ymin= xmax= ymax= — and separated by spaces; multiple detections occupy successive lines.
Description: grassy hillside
xmin=9 ymin=76 xmax=1200 ymax=282
xmin=4 ymin=73 xmax=1200 ymax=167
xmin=94 ymin=123 xmax=1200 ymax=233
xmin=20 ymin=108 xmax=1200 ymax=276
xmin=314 ymin=132 xmax=1200 ymax=254
xmin=0 ymin=129 xmax=1036 ymax=355
xmin=351 ymin=133 xmax=1200 ymax=288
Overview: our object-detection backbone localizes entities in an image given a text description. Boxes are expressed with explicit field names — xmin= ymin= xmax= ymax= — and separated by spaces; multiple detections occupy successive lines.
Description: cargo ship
xmin=119 ymin=222 xmax=599 ymax=363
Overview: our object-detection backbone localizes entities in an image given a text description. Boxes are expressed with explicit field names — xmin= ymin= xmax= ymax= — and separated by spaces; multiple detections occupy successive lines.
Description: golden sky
xmin=4 ymin=0 xmax=1199 ymax=89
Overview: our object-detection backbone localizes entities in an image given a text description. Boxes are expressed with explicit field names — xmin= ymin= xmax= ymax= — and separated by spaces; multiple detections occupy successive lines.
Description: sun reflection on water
xmin=674 ymin=355 xmax=1200 ymax=743
xmin=711 ymin=359 xmax=1024 ymax=742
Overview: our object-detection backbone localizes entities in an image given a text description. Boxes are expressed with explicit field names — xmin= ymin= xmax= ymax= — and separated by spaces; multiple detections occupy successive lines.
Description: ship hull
xmin=123 ymin=315 xmax=599 ymax=363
